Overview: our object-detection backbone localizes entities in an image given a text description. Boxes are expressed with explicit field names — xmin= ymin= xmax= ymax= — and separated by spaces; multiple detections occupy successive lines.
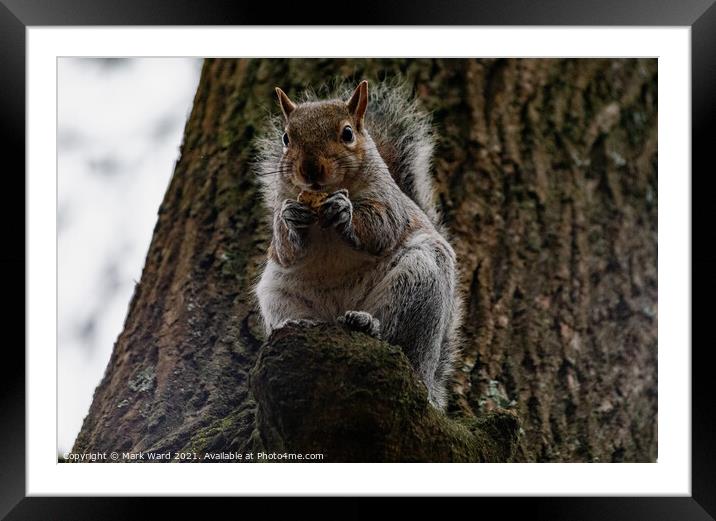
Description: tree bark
xmin=72 ymin=58 xmax=657 ymax=462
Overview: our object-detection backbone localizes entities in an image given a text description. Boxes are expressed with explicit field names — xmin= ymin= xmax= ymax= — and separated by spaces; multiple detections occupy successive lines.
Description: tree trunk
xmin=72 ymin=58 xmax=657 ymax=462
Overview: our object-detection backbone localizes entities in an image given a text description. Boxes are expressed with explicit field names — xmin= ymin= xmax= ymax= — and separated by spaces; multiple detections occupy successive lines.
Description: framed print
xmin=2 ymin=0 xmax=713 ymax=518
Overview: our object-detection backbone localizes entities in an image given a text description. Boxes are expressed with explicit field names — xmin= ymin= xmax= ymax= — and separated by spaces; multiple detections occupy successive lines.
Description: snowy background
xmin=58 ymin=58 xmax=202 ymax=453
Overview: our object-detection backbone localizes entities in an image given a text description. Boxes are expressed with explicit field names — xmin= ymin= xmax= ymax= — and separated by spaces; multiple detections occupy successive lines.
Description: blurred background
xmin=58 ymin=58 xmax=202 ymax=453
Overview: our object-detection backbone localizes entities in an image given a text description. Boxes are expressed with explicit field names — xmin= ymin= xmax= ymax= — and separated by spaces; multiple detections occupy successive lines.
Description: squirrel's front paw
xmin=281 ymin=199 xmax=317 ymax=232
xmin=319 ymin=189 xmax=352 ymax=232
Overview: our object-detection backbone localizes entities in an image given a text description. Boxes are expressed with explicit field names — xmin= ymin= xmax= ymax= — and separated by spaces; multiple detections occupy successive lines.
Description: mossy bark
xmin=72 ymin=58 xmax=657 ymax=462
xmin=249 ymin=323 xmax=519 ymax=462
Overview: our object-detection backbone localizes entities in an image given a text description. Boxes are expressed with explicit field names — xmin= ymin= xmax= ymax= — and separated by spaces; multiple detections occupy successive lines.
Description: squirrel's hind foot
xmin=338 ymin=310 xmax=381 ymax=338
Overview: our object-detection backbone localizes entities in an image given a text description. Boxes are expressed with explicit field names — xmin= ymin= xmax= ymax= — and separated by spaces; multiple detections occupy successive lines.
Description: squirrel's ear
xmin=275 ymin=87 xmax=296 ymax=120
xmin=346 ymin=80 xmax=368 ymax=130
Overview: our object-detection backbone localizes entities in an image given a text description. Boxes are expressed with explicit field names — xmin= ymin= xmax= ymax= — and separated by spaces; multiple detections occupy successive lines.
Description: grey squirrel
xmin=253 ymin=80 xmax=462 ymax=409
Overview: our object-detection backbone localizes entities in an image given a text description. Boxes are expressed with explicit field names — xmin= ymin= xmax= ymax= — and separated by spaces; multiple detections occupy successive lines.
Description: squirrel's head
xmin=275 ymin=80 xmax=370 ymax=192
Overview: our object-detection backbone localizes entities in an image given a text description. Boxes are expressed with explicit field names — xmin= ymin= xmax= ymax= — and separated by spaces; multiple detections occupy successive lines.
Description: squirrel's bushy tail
xmin=361 ymin=82 xmax=439 ymax=224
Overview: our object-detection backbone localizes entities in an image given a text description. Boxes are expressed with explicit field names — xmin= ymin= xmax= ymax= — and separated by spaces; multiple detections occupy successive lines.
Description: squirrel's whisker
xmin=256 ymin=168 xmax=292 ymax=176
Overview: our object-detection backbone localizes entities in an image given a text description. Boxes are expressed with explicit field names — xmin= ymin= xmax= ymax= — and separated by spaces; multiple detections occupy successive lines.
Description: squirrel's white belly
xmin=258 ymin=228 xmax=386 ymax=323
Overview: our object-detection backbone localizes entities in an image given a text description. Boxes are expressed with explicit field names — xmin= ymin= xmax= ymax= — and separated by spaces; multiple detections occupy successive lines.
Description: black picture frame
xmin=2 ymin=1 xmax=712 ymax=519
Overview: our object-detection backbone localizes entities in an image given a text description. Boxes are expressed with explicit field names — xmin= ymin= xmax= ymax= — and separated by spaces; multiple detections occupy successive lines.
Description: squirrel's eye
xmin=341 ymin=125 xmax=354 ymax=143
xmin=282 ymin=132 xmax=289 ymax=147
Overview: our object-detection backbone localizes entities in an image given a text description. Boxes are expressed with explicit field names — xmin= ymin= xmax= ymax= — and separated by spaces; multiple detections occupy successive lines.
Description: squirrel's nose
xmin=300 ymin=157 xmax=326 ymax=184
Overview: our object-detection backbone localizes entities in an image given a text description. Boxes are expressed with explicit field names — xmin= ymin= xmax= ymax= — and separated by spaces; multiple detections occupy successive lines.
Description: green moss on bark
xmin=249 ymin=323 xmax=520 ymax=462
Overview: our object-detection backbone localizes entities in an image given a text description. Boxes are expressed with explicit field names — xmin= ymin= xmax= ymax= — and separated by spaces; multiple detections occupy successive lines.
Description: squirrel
xmin=253 ymin=80 xmax=462 ymax=410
